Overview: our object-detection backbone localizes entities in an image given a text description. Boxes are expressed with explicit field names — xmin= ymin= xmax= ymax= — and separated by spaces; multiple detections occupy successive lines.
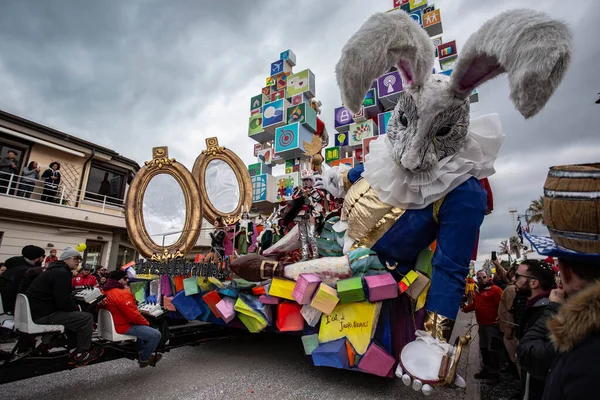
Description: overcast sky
xmin=1 ymin=0 xmax=598 ymax=264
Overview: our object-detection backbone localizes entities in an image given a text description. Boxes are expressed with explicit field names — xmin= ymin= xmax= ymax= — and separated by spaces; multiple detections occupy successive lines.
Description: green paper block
xmin=415 ymin=248 xmax=433 ymax=277
xmin=248 ymin=163 xmax=262 ymax=177
xmin=354 ymin=353 xmax=362 ymax=366
xmin=336 ymin=277 xmax=365 ymax=303
xmin=325 ymin=146 xmax=341 ymax=164
xmin=301 ymin=334 xmax=319 ymax=355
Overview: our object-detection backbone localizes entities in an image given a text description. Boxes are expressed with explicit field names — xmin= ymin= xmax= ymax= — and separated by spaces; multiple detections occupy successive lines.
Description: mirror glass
xmin=142 ymin=174 xmax=187 ymax=246
xmin=204 ymin=159 xmax=240 ymax=214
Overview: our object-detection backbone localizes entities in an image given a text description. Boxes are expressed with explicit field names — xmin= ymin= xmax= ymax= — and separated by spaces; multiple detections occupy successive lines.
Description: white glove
xmin=313 ymin=165 xmax=351 ymax=198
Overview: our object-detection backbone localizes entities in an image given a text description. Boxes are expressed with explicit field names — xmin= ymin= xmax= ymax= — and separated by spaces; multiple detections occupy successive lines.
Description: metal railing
xmin=0 ymin=171 xmax=125 ymax=215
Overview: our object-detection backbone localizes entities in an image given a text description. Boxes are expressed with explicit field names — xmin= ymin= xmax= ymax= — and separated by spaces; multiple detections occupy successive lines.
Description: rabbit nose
xmin=400 ymin=151 xmax=422 ymax=172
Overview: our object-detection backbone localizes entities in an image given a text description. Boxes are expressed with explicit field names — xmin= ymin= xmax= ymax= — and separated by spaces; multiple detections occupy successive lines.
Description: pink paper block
xmin=292 ymin=273 xmax=322 ymax=304
xmin=259 ymin=295 xmax=280 ymax=305
xmin=357 ymin=343 xmax=395 ymax=377
xmin=364 ymin=273 xmax=398 ymax=302
xmin=215 ymin=297 xmax=236 ymax=323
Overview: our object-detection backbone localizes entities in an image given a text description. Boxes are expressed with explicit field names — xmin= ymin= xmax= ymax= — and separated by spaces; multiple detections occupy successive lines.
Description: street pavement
xmin=2 ymin=313 xmax=480 ymax=400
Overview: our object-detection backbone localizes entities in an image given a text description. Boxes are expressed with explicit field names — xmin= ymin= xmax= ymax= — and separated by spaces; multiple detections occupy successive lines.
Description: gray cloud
xmin=1 ymin=0 xmax=598 ymax=265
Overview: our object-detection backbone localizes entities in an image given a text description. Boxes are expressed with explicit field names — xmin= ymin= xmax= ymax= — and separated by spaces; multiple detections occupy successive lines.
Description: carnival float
xmin=123 ymin=0 xmax=571 ymax=395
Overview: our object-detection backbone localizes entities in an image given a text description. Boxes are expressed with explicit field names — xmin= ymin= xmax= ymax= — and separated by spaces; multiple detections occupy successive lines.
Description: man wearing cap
xmin=101 ymin=269 xmax=163 ymax=368
xmin=72 ymin=264 xmax=98 ymax=289
xmin=26 ymin=247 xmax=102 ymax=367
xmin=0 ymin=245 xmax=45 ymax=314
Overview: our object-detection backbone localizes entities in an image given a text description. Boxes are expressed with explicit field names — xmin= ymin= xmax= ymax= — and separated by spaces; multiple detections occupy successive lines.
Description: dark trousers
xmin=41 ymin=185 xmax=58 ymax=202
xmin=17 ymin=180 xmax=36 ymax=198
xmin=34 ymin=311 xmax=93 ymax=353
xmin=479 ymin=324 xmax=503 ymax=375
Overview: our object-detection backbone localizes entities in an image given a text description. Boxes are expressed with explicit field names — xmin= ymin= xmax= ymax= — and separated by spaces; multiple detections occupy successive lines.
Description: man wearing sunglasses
xmin=27 ymin=247 xmax=102 ymax=367
xmin=514 ymin=260 xmax=556 ymax=400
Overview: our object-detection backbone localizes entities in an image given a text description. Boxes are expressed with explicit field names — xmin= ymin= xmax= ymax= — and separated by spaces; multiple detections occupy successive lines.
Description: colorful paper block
xmin=354 ymin=148 xmax=364 ymax=164
xmin=362 ymin=88 xmax=382 ymax=118
xmin=410 ymin=9 xmax=423 ymax=26
xmin=334 ymin=106 xmax=354 ymax=132
xmin=334 ymin=132 xmax=349 ymax=148
xmin=276 ymin=72 xmax=289 ymax=91
xmin=250 ymin=94 xmax=266 ymax=112
xmin=404 ymin=270 xmax=430 ymax=300
xmin=274 ymin=122 xmax=314 ymax=160
xmin=336 ymin=277 xmax=365 ymax=304
xmin=310 ymin=283 xmax=339 ymax=315
xmin=302 ymin=334 xmax=319 ymax=355
xmin=377 ymin=71 xmax=403 ymax=110
xmin=268 ymin=277 xmax=296 ymax=300
xmin=270 ymin=89 xmax=285 ymax=103
xmin=365 ymin=273 xmax=398 ymax=302
xmin=377 ymin=111 xmax=393 ymax=135
xmin=325 ymin=146 xmax=341 ymax=164
xmin=276 ymin=302 xmax=304 ymax=332
xmin=440 ymin=56 xmax=457 ymax=71
xmin=215 ymin=297 xmax=236 ymax=323
xmin=363 ymin=136 xmax=378 ymax=159
xmin=357 ymin=342 xmax=395 ymax=377
xmin=311 ymin=338 xmax=349 ymax=370
xmin=271 ymin=59 xmax=284 ymax=76
xmin=262 ymin=86 xmax=271 ymax=96
xmin=286 ymin=69 xmax=315 ymax=98
xmin=248 ymin=114 xmax=263 ymax=136
xmin=280 ymin=49 xmax=297 ymax=67
xmin=257 ymin=147 xmax=275 ymax=165
xmin=262 ymin=98 xmax=288 ymax=133
xmin=301 ymin=304 xmax=322 ymax=327
xmin=330 ymin=157 xmax=354 ymax=168
xmin=348 ymin=120 xmax=378 ymax=149
xmin=286 ymin=102 xmax=318 ymax=132
xmin=438 ymin=40 xmax=457 ymax=60
xmin=409 ymin=0 xmax=427 ymax=10
xmin=345 ymin=340 xmax=357 ymax=367
xmin=293 ymin=273 xmax=322 ymax=305
xmin=352 ymin=106 xmax=367 ymax=123
xmin=252 ymin=286 xmax=266 ymax=296
xmin=424 ymin=9 xmax=443 ymax=37
xmin=423 ymin=5 xmax=435 ymax=14
xmin=259 ymin=295 xmax=280 ymax=305
xmin=289 ymin=94 xmax=306 ymax=106
xmin=275 ymin=172 xmax=300 ymax=202
xmin=251 ymin=173 xmax=277 ymax=204
xmin=248 ymin=162 xmax=261 ymax=177
xmin=202 ymin=290 xmax=221 ymax=319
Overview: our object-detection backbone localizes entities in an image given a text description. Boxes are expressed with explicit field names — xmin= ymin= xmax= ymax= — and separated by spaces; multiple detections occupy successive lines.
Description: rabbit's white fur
xmin=336 ymin=9 xmax=571 ymax=173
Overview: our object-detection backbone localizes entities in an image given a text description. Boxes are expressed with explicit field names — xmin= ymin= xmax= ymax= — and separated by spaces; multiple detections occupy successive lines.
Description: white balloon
xmin=412 ymin=379 xmax=423 ymax=392
xmin=395 ymin=364 xmax=404 ymax=379
xmin=402 ymin=374 xmax=412 ymax=386
xmin=422 ymin=384 xmax=434 ymax=396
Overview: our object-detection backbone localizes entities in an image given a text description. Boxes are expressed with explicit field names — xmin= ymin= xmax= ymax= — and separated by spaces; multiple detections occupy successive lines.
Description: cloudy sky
xmin=1 ymin=0 xmax=599 ymax=264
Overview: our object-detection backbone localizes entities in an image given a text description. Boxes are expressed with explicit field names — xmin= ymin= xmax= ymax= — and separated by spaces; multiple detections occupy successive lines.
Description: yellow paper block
xmin=318 ymin=301 xmax=381 ymax=355
xmin=197 ymin=278 xmax=213 ymax=292
xmin=268 ymin=277 xmax=296 ymax=300
xmin=310 ymin=283 xmax=339 ymax=315
xmin=208 ymin=277 xmax=225 ymax=288
xmin=415 ymin=281 xmax=431 ymax=311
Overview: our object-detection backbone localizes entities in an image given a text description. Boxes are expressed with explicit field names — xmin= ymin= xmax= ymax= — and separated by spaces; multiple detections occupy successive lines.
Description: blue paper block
xmin=218 ymin=286 xmax=239 ymax=299
xmin=311 ymin=338 xmax=349 ymax=369
xmin=171 ymin=291 xmax=203 ymax=320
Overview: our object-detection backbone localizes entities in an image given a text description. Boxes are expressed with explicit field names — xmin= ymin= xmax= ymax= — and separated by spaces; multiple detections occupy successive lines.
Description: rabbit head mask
xmin=336 ymin=9 xmax=571 ymax=173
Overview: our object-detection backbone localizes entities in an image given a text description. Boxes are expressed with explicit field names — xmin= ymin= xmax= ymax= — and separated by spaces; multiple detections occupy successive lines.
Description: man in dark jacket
xmin=542 ymin=258 xmax=600 ymax=400
xmin=0 ymin=245 xmax=45 ymax=314
xmin=0 ymin=149 xmax=19 ymax=194
xmin=26 ymin=247 xmax=101 ymax=367
xmin=515 ymin=259 xmax=556 ymax=400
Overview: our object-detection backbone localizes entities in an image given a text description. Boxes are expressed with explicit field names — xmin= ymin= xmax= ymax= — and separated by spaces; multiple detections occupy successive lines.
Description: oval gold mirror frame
xmin=192 ymin=137 xmax=252 ymax=226
xmin=125 ymin=146 xmax=202 ymax=259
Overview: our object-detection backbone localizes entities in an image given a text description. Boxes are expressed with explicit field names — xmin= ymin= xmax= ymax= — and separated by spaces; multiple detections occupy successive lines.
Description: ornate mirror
xmin=192 ymin=137 xmax=252 ymax=226
xmin=125 ymin=146 xmax=202 ymax=259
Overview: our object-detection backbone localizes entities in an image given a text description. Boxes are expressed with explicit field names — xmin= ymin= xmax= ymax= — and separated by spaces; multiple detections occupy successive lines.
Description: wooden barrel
xmin=543 ymin=163 xmax=600 ymax=254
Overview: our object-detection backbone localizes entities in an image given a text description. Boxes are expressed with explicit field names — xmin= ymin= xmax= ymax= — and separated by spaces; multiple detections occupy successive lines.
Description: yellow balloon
xmin=75 ymin=243 xmax=87 ymax=252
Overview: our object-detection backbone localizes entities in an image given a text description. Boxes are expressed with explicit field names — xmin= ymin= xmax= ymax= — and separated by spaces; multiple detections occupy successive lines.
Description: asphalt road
xmin=1 ymin=328 xmax=474 ymax=400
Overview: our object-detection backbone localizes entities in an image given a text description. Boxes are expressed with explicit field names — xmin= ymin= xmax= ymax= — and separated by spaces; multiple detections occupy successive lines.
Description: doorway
xmin=83 ymin=241 xmax=104 ymax=269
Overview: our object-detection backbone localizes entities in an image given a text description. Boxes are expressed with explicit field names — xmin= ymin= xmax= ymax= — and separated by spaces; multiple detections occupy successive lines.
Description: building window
xmin=85 ymin=164 xmax=126 ymax=206
xmin=116 ymin=245 xmax=136 ymax=268
xmin=83 ymin=241 xmax=104 ymax=269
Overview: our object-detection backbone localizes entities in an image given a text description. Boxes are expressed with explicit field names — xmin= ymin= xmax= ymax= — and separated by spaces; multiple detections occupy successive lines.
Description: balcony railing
xmin=0 ymin=171 xmax=125 ymax=215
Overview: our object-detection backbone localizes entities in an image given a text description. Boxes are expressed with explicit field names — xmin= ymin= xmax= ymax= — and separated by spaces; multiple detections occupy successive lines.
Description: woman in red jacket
xmin=102 ymin=270 xmax=162 ymax=367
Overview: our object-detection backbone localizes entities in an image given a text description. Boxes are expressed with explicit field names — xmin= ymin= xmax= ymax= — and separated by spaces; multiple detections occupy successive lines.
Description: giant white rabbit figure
xmin=313 ymin=8 xmax=571 ymax=341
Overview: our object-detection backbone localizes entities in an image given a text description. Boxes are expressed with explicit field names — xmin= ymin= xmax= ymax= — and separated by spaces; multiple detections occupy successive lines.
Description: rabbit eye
xmin=436 ymin=126 xmax=452 ymax=137
xmin=399 ymin=112 xmax=408 ymax=127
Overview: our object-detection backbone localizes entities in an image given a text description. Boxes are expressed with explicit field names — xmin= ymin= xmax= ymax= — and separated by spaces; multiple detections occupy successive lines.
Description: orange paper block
xmin=269 ymin=277 xmax=296 ymax=301
xmin=202 ymin=290 xmax=221 ymax=319
xmin=252 ymin=286 xmax=267 ymax=296
xmin=345 ymin=340 xmax=357 ymax=368
xmin=276 ymin=302 xmax=304 ymax=332
xmin=310 ymin=283 xmax=339 ymax=315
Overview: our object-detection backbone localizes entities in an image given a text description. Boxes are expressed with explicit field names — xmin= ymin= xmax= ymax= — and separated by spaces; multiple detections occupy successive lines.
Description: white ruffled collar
xmin=362 ymin=113 xmax=505 ymax=210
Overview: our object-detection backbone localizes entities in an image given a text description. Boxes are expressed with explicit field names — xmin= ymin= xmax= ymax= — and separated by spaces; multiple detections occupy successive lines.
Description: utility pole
xmin=508 ymin=207 xmax=518 ymax=234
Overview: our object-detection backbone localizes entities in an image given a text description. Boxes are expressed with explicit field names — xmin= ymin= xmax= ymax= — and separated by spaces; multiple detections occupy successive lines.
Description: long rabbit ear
xmin=336 ymin=11 xmax=434 ymax=113
xmin=450 ymin=9 xmax=572 ymax=119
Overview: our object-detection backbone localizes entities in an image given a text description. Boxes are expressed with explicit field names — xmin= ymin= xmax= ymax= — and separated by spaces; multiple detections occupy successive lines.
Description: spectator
xmin=26 ymin=247 xmax=102 ymax=367
xmin=98 ymin=276 xmax=107 ymax=288
xmin=0 ymin=149 xmax=19 ymax=194
xmin=492 ymin=259 xmax=509 ymax=290
xmin=44 ymin=249 xmax=58 ymax=269
xmin=93 ymin=266 xmax=107 ymax=281
xmin=102 ymin=269 xmax=162 ymax=367
xmin=17 ymin=161 xmax=40 ymax=198
xmin=0 ymin=245 xmax=45 ymax=314
xmin=515 ymin=260 xmax=556 ymax=400
xmin=498 ymin=266 xmax=520 ymax=378
xmin=41 ymin=161 xmax=61 ymax=203
xmin=0 ymin=262 xmax=6 ymax=276
xmin=463 ymin=269 xmax=504 ymax=385
xmin=72 ymin=265 xmax=98 ymax=289
xmin=542 ymin=258 xmax=600 ymax=400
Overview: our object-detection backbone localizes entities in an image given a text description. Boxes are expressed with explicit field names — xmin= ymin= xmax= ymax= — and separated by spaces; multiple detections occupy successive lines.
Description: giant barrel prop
xmin=544 ymin=163 xmax=600 ymax=253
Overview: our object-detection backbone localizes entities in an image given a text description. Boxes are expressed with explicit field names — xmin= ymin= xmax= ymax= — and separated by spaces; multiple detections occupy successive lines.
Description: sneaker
xmin=70 ymin=347 xmax=104 ymax=367
xmin=474 ymin=370 xmax=491 ymax=380
xmin=139 ymin=353 xmax=163 ymax=368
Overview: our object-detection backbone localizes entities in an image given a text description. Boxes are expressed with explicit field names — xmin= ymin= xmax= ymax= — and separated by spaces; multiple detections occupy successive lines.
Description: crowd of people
xmin=463 ymin=249 xmax=599 ymax=399
xmin=0 ymin=149 xmax=62 ymax=202
xmin=0 ymin=245 xmax=163 ymax=368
